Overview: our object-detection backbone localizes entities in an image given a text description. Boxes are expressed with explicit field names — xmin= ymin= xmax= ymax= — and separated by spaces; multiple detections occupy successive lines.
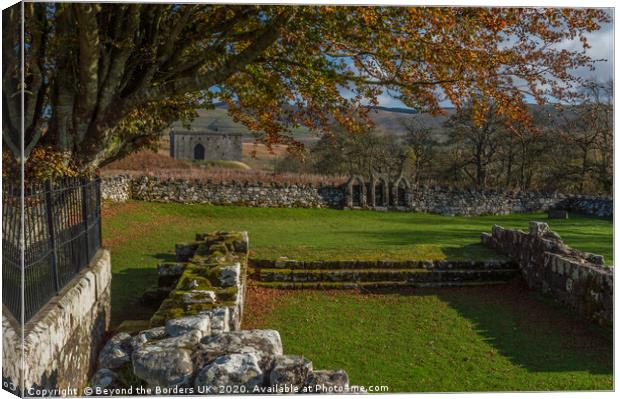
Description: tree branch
xmin=121 ymin=10 xmax=292 ymax=109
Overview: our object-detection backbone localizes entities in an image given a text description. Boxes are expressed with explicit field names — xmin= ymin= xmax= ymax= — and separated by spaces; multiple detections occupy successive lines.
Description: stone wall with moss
xmin=481 ymin=222 xmax=613 ymax=326
xmin=89 ymin=232 xmax=352 ymax=395
xmin=1 ymin=250 xmax=111 ymax=396
xmin=102 ymin=175 xmax=344 ymax=208
xmin=101 ymin=175 xmax=612 ymax=217
xmin=149 ymin=231 xmax=249 ymax=330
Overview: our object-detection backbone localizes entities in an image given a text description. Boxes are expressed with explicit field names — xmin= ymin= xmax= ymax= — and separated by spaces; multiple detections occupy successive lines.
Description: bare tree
xmin=556 ymin=80 xmax=613 ymax=193
xmin=400 ymin=118 xmax=438 ymax=184
xmin=444 ymin=101 xmax=504 ymax=189
xmin=591 ymin=80 xmax=614 ymax=194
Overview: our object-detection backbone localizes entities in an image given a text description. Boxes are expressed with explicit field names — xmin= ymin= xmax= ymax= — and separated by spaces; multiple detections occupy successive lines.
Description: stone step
xmin=257 ymin=268 xmax=519 ymax=284
xmin=255 ymin=280 xmax=515 ymax=289
xmin=251 ymin=259 xmax=516 ymax=270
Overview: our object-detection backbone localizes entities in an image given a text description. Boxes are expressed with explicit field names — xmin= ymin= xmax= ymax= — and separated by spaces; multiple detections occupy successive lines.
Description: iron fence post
xmin=96 ymin=178 xmax=102 ymax=247
xmin=81 ymin=177 xmax=90 ymax=263
xmin=4 ymin=177 xmax=103 ymax=321
xmin=44 ymin=180 xmax=60 ymax=293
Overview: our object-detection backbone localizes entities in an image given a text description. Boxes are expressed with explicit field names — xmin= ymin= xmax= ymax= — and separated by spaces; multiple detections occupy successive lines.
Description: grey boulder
xmin=98 ymin=332 xmax=132 ymax=370
xmin=165 ymin=314 xmax=211 ymax=338
xmin=132 ymin=344 xmax=194 ymax=388
xmin=157 ymin=262 xmax=187 ymax=277
xmin=232 ymin=232 xmax=249 ymax=254
xmin=206 ymin=308 xmax=230 ymax=335
xmin=529 ymin=221 xmax=549 ymax=236
xmin=196 ymin=329 xmax=283 ymax=370
xmin=194 ymin=353 xmax=263 ymax=392
xmin=130 ymin=327 xmax=167 ymax=351
xmin=91 ymin=368 xmax=120 ymax=390
xmin=270 ymin=355 xmax=313 ymax=390
xmin=219 ymin=263 xmax=240 ymax=287
xmin=305 ymin=369 xmax=349 ymax=393
xmin=153 ymin=330 xmax=202 ymax=349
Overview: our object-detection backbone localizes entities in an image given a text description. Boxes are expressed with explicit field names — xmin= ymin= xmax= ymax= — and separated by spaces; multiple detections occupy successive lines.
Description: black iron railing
xmin=2 ymin=177 xmax=102 ymax=322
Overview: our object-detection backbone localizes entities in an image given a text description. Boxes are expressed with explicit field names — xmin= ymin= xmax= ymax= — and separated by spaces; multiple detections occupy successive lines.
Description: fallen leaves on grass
xmin=243 ymin=279 xmax=296 ymax=329
xmin=101 ymin=201 xmax=141 ymax=219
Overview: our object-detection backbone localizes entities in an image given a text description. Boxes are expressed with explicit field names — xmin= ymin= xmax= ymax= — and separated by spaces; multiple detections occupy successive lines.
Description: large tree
xmin=2 ymin=4 xmax=609 ymax=173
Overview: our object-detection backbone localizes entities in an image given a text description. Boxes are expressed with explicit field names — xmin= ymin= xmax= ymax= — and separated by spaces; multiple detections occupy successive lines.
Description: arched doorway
xmin=352 ymin=182 xmax=363 ymax=207
xmin=370 ymin=175 xmax=389 ymax=207
xmin=345 ymin=175 xmax=366 ymax=208
xmin=194 ymin=143 xmax=205 ymax=160
xmin=375 ymin=181 xmax=385 ymax=206
xmin=392 ymin=176 xmax=411 ymax=207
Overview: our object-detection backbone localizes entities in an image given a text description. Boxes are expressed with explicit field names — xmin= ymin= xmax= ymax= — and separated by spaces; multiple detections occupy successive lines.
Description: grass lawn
xmin=244 ymin=283 xmax=613 ymax=392
xmin=102 ymin=201 xmax=612 ymax=325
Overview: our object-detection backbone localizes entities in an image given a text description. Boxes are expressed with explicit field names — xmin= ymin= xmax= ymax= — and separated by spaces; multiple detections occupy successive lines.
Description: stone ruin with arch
xmin=345 ymin=174 xmax=412 ymax=210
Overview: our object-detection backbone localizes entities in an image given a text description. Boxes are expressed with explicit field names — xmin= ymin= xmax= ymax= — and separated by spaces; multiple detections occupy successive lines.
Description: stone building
xmin=169 ymin=128 xmax=243 ymax=162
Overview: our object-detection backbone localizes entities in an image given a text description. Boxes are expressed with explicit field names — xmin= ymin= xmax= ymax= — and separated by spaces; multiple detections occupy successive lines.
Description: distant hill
xmin=171 ymin=102 xmax=564 ymax=144
xmin=171 ymin=104 xmax=317 ymax=142
xmin=366 ymin=107 xmax=455 ymax=137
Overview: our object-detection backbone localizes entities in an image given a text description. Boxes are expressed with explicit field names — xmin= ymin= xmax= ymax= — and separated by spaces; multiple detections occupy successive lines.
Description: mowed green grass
xmin=244 ymin=285 xmax=613 ymax=392
xmin=102 ymin=201 xmax=612 ymax=325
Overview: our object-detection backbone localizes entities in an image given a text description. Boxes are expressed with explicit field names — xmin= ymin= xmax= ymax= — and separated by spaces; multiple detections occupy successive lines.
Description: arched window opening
xmin=194 ymin=143 xmax=205 ymax=160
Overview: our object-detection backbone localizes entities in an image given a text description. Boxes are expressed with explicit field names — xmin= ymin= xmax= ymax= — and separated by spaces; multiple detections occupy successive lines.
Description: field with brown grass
xmin=242 ymin=141 xmax=289 ymax=171
xmin=103 ymin=150 xmax=191 ymax=171
xmin=101 ymin=145 xmax=344 ymax=185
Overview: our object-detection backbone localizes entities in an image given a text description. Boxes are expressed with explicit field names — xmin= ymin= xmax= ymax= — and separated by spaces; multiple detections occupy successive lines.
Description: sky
xmin=375 ymin=14 xmax=614 ymax=109
xmin=567 ymin=18 xmax=614 ymax=81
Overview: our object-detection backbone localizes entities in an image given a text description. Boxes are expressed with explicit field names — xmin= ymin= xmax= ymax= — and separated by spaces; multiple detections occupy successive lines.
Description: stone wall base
xmin=100 ymin=175 xmax=612 ymax=217
xmin=481 ymin=222 xmax=612 ymax=326
xmin=2 ymin=250 xmax=112 ymax=396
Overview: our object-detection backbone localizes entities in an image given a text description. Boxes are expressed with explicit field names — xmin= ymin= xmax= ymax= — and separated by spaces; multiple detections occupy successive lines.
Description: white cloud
xmin=556 ymin=19 xmax=613 ymax=82
xmin=376 ymin=93 xmax=407 ymax=108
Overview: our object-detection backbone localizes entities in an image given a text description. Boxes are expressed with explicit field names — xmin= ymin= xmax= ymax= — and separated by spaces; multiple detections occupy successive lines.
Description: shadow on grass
xmin=364 ymin=280 xmax=612 ymax=375
xmin=153 ymin=252 xmax=177 ymax=262
xmin=111 ymin=265 xmax=160 ymax=327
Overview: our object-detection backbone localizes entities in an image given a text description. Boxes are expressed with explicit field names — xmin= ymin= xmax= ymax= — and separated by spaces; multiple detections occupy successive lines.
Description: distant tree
xmin=501 ymin=108 xmax=557 ymax=191
xmin=444 ymin=100 xmax=505 ymax=189
xmin=311 ymin=128 xmax=400 ymax=178
xmin=555 ymin=80 xmax=613 ymax=193
xmin=399 ymin=118 xmax=438 ymax=184
xmin=589 ymin=80 xmax=613 ymax=194
xmin=495 ymin=134 xmax=518 ymax=189
xmin=2 ymin=4 xmax=609 ymax=174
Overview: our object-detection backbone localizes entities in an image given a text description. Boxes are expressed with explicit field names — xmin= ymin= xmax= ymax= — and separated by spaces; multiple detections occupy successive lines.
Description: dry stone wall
xmin=481 ymin=222 xmax=613 ymax=326
xmin=101 ymin=175 xmax=612 ymax=217
xmin=1 ymin=250 xmax=111 ymax=396
xmin=251 ymin=259 xmax=519 ymax=289
xmin=102 ymin=176 xmax=343 ymax=208
xmin=561 ymin=196 xmax=613 ymax=218
xmin=100 ymin=175 xmax=132 ymax=202
xmin=90 ymin=231 xmax=352 ymax=395
xmin=149 ymin=231 xmax=251 ymax=329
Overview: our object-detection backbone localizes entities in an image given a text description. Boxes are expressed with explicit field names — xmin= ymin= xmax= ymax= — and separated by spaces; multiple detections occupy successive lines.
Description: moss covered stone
xmin=150 ymin=231 xmax=248 ymax=329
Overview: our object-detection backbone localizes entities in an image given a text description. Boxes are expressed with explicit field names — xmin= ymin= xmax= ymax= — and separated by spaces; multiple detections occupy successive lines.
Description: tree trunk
xmin=579 ymin=148 xmax=589 ymax=193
